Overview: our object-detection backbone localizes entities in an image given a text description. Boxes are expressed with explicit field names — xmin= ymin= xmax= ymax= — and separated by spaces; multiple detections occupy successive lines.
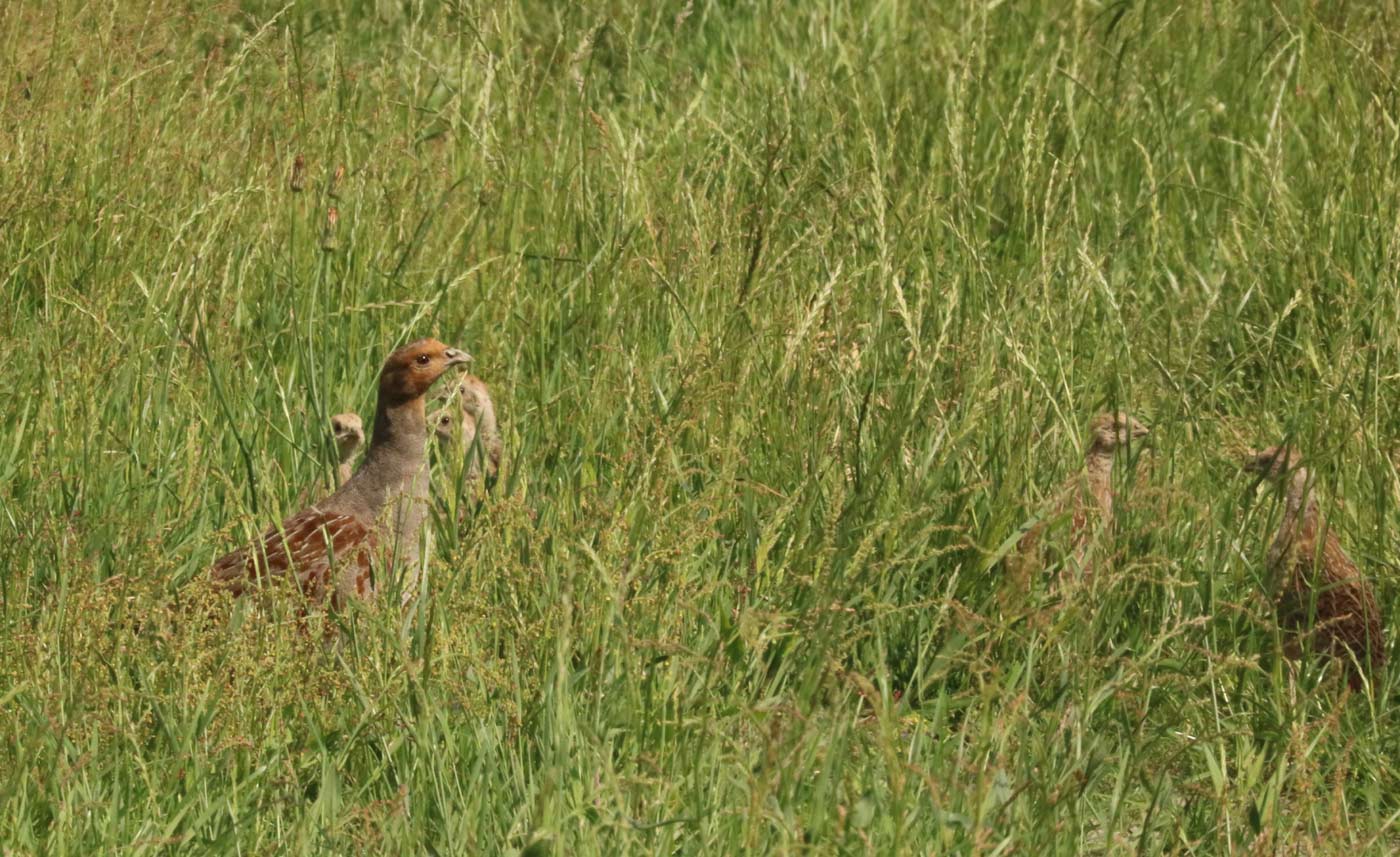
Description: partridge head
xmin=1087 ymin=411 xmax=1150 ymax=453
xmin=327 ymin=411 xmax=365 ymax=487
xmin=454 ymin=375 xmax=495 ymax=421
xmin=1242 ymin=445 xmax=1304 ymax=481
xmin=448 ymin=374 xmax=502 ymax=480
xmin=377 ymin=340 xmax=472 ymax=403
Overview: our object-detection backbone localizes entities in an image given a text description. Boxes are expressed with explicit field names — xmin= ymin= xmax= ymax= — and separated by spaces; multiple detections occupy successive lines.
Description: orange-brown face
xmin=378 ymin=338 xmax=471 ymax=401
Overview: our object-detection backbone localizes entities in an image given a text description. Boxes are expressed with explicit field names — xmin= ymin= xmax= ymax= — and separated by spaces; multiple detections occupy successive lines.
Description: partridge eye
xmin=415 ymin=354 xmax=431 ymax=366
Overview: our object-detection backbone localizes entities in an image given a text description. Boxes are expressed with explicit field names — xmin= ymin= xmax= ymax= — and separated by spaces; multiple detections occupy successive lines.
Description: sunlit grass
xmin=2 ymin=0 xmax=1400 ymax=851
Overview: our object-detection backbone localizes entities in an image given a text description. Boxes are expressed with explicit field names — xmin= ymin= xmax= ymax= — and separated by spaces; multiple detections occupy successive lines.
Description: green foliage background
xmin=2 ymin=0 xmax=1400 ymax=852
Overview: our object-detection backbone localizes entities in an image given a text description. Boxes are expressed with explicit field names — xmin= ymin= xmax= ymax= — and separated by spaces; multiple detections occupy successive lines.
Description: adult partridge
xmin=1244 ymin=445 xmax=1386 ymax=690
xmin=211 ymin=339 xmax=470 ymax=606
xmin=1005 ymin=411 xmax=1149 ymax=588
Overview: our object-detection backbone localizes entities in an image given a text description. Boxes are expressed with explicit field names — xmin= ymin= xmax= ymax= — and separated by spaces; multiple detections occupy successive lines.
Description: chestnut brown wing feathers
xmin=1005 ymin=469 xmax=1108 ymax=584
xmin=1274 ymin=513 xmax=1386 ymax=689
xmin=210 ymin=509 xmax=376 ymax=604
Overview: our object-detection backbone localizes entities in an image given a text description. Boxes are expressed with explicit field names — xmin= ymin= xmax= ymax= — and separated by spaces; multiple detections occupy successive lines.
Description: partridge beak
xmin=444 ymin=347 xmax=472 ymax=367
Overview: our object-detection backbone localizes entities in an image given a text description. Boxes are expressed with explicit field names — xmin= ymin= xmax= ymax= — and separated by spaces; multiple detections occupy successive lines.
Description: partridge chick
xmin=330 ymin=412 xmax=364 ymax=487
xmin=294 ymin=412 xmax=366 ymax=507
xmin=435 ymin=374 xmax=502 ymax=486
xmin=431 ymin=409 xmax=455 ymax=443
xmin=1244 ymin=445 xmax=1385 ymax=690
xmin=1005 ymin=411 xmax=1150 ymax=588
xmin=211 ymin=339 xmax=470 ymax=606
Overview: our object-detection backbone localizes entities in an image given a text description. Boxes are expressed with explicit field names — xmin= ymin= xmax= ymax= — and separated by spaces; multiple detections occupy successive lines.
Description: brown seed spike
xmin=320 ymin=206 xmax=339 ymax=252
xmin=329 ymin=163 xmax=345 ymax=200
xmin=289 ymin=154 xmax=306 ymax=192
xmin=1244 ymin=445 xmax=1386 ymax=690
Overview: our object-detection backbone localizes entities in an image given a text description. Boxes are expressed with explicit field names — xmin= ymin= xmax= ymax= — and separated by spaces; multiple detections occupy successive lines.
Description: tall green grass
xmin=3 ymin=0 xmax=1400 ymax=851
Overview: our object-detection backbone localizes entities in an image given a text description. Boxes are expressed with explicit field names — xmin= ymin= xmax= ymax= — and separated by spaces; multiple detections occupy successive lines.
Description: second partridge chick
xmin=431 ymin=408 xmax=456 ymax=445
xmin=1005 ymin=411 xmax=1150 ymax=592
xmin=435 ymin=375 xmax=502 ymax=486
xmin=1244 ymin=445 xmax=1386 ymax=691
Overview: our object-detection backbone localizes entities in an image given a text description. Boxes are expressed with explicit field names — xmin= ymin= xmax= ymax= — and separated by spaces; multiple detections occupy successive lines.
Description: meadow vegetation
xmin=3 ymin=0 xmax=1400 ymax=852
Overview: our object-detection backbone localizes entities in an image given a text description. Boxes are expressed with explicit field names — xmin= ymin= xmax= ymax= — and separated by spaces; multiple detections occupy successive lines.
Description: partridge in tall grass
xmin=211 ymin=339 xmax=471 ymax=606
xmin=432 ymin=375 xmax=502 ymax=486
xmin=1244 ymin=445 xmax=1385 ymax=690
xmin=1005 ymin=411 xmax=1150 ymax=589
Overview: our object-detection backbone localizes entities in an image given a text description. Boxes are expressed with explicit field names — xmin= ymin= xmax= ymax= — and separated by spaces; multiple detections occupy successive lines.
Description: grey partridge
xmin=1244 ymin=445 xmax=1386 ymax=690
xmin=211 ymin=339 xmax=470 ymax=606
xmin=1005 ymin=411 xmax=1150 ymax=589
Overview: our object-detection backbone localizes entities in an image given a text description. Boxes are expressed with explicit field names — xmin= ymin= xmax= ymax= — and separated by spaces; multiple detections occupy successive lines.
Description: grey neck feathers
xmin=1082 ymin=448 xmax=1116 ymax=511
xmin=1281 ymin=468 xmax=1316 ymax=525
xmin=1267 ymin=467 xmax=1316 ymax=568
xmin=1276 ymin=464 xmax=1316 ymax=532
xmin=326 ymin=396 xmax=429 ymax=516
xmin=1084 ymin=447 xmax=1116 ymax=482
xmin=369 ymin=395 xmax=426 ymax=451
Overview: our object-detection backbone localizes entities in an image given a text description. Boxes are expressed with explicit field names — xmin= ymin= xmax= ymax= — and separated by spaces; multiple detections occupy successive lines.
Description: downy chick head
xmin=457 ymin=376 xmax=490 ymax=414
xmin=430 ymin=407 xmax=461 ymax=446
xmin=330 ymin=412 xmax=364 ymax=461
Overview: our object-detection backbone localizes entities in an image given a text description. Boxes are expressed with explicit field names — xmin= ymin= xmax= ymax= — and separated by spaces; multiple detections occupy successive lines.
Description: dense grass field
xmin=4 ymin=0 xmax=1400 ymax=852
